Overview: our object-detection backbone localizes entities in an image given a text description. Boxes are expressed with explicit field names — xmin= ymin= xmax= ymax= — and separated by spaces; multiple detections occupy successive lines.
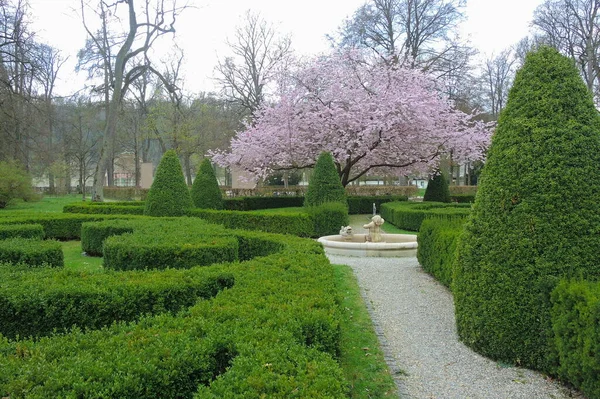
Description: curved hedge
xmin=0 ymin=214 xmax=347 ymax=397
xmin=0 ymin=238 xmax=63 ymax=267
xmin=454 ymin=47 xmax=600 ymax=371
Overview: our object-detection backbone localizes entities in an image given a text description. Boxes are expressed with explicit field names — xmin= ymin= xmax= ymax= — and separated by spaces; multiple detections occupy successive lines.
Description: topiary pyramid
xmin=453 ymin=47 xmax=600 ymax=371
xmin=191 ymin=158 xmax=223 ymax=210
xmin=423 ymin=171 xmax=451 ymax=203
xmin=304 ymin=152 xmax=347 ymax=207
xmin=144 ymin=149 xmax=194 ymax=217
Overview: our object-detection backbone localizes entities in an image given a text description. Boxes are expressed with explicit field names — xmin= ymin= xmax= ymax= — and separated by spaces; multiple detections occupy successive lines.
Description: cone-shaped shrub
xmin=304 ymin=152 xmax=347 ymax=207
xmin=423 ymin=172 xmax=451 ymax=202
xmin=144 ymin=150 xmax=193 ymax=217
xmin=191 ymin=159 xmax=223 ymax=210
xmin=453 ymin=47 xmax=600 ymax=371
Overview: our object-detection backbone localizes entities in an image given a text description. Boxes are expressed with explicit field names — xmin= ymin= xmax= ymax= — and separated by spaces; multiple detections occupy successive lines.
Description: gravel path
xmin=327 ymin=253 xmax=585 ymax=399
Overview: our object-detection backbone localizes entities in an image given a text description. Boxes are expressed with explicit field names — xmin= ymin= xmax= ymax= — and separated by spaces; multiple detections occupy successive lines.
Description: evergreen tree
xmin=191 ymin=159 xmax=223 ymax=210
xmin=304 ymin=152 xmax=347 ymax=207
xmin=144 ymin=150 xmax=193 ymax=217
xmin=423 ymin=172 xmax=451 ymax=202
xmin=453 ymin=47 xmax=600 ymax=371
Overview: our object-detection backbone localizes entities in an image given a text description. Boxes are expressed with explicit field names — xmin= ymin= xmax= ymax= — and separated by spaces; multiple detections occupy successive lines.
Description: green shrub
xmin=423 ymin=172 xmax=451 ymax=203
xmin=0 ymin=223 xmax=346 ymax=398
xmin=304 ymin=152 xmax=346 ymax=207
xmin=144 ymin=150 xmax=194 ymax=217
xmin=0 ymin=264 xmax=234 ymax=339
xmin=81 ymin=219 xmax=137 ymax=256
xmin=551 ymin=280 xmax=600 ymax=399
xmin=0 ymin=238 xmax=63 ymax=267
xmin=0 ymin=213 xmax=126 ymax=240
xmin=0 ymin=224 xmax=44 ymax=240
xmin=417 ymin=219 xmax=465 ymax=288
xmin=188 ymin=208 xmax=314 ymax=237
xmin=381 ymin=201 xmax=470 ymax=231
xmin=453 ymin=47 xmax=600 ymax=371
xmin=223 ymin=196 xmax=304 ymax=211
xmin=0 ymin=160 xmax=37 ymax=208
xmin=191 ymin=159 xmax=223 ymax=210
xmin=307 ymin=202 xmax=350 ymax=237
xmin=347 ymin=195 xmax=408 ymax=214
xmin=64 ymin=202 xmax=144 ymax=215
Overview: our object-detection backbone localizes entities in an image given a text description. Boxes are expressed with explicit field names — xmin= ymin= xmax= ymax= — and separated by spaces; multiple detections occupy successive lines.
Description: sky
xmin=27 ymin=0 xmax=545 ymax=97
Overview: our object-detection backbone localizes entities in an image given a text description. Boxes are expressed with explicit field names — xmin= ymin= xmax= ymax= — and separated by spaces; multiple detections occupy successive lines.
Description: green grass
xmin=349 ymin=214 xmax=417 ymax=235
xmin=333 ymin=264 xmax=398 ymax=398
xmin=61 ymin=241 xmax=103 ymax=273
xmin=3 ymin=194 xmax=84 ymax=213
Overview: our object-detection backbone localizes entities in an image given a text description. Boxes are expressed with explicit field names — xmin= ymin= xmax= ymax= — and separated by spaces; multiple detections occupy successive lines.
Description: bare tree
xmin=79 ymin=0 xmax=186 ymax=201
xmin=215 ymin=10 xmax=292 ymax=119
xmin=480 ymin=49 xmax=517 ymax=119
xmin=332 ymin=0 xmax=474 ymax=79
xmin=532 ymin=0 xmax=600 ymax=94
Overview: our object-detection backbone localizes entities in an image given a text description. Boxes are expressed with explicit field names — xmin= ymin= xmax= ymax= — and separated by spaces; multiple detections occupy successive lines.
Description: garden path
xmin=327 ymin=216 xmax=584 ymax=399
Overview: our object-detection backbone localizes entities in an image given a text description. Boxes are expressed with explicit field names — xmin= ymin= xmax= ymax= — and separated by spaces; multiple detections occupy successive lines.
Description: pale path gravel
xmin=327 ymin=253 xmax=585 ymax=399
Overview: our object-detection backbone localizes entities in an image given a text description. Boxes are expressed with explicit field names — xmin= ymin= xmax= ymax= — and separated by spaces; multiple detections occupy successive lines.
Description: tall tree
xmin=212 ymin=51 xmax=490 ymax=187
xmin=532 ymin=0 xmax=600 ymax=96
xmin=79 ymin=0 xmax=185 ymax=202
xmin=332 ymin=0 xmax=474 ymax=81
xmin=215 ymin=10 xmax=292 ymax=119
xmin=480 ymin=49 xmax=517 ymax=119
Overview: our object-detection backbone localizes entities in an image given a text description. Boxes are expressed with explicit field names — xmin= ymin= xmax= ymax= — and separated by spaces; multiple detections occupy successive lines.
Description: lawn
xmin=0 ymin=195 xmax=398 ymax=398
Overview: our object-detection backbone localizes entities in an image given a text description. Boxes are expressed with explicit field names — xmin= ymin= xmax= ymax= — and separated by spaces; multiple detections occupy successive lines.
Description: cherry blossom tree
xmin=211 ymin=51 xmax=490 ymax=186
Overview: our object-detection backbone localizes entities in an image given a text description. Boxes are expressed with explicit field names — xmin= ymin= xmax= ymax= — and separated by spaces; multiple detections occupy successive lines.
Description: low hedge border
xmin=417 ymin=219 xmax=466 ymax=288
xmin=0 ymin=238 xmax=63 ymax=267
xmin=381 ymin=201 xmax=471 ymax=231
xmin=0 ymin=222 xmax=347 ymax=398
xmin=0 ymin=213 xmax=129 ymax=240
xmin=450 ymin=194 xmax=476 ymax=203
xmin=0 ymin=264 xmax=234 ymax=339
xmin=0 ymin=224 xmax=44 ymax=240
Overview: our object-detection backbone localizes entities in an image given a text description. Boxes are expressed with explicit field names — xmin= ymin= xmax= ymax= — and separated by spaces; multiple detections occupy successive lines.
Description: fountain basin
xmin=318 ymin=234 xmax=417 ymax=257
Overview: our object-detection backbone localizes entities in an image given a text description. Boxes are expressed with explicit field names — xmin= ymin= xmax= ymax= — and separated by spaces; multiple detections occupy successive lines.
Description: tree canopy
xmin=212 ymin=50 xmax=490 ymax=186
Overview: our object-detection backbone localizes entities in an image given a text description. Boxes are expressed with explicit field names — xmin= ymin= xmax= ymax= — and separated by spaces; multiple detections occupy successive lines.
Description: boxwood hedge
xmin=454 ymin=47 xmax=600 ymax=371
xmin=381 ymin=201 xmax=471 ymax=231
xmin=0 ymin=215 xmax=347 ymax=398
xmin=0 ymin=238 xmax=63 ymax=268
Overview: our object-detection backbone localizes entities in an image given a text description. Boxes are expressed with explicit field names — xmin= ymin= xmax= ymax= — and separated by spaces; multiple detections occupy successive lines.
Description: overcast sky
xmin=27 ymin=0 xmax=545 ymax=96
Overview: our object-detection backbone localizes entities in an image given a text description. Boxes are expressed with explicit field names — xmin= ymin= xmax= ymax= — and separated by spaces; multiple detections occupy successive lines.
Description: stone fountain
xmin=318 ymin=215 xmax=417 ymax=257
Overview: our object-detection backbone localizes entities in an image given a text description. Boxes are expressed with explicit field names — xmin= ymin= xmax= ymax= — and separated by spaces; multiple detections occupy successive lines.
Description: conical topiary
xmin=144 ymin=150 xmax=193 ymax=217
xmin=191 ymin=158 xmax=223 ymax=209
xmin=304 ymin=152 xmax=347 ymax=207
xmin=423 ymin=171 xmax=451 ymax=202
xmin=453 ymin=47 xmax=600 ymax=371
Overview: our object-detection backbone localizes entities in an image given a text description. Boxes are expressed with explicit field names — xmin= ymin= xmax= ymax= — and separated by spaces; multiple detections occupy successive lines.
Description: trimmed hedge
xmin=347 ymin=195 xmax=408 ymax=214
xmin=304 ymin=152 xmax=347 ymax=207
xmin=0 ymin=223 xmax=347 ymax=398
xmin=381 ymin=201 xmax=471 ymax=231
xmin=0 ymin=223 xmax=44 ymax=240
xmin=551 ymin=280 xmax=600 ymax=399
xmin=450 ymin=194 xmax=476 ymax=203
xmin=144 ymin=150 xmax=194 ymax=217
xmin=423 ymin=172 xmax=451 ymax=203
xmin=307 ymin=202 xmax=350 ymax=237
xmin=223 ymin=196 xmax=304 ymax=211
xmin=453 ymin=47 xmax=600 ymax=371
xmin=0 ymin=264 xmax=234 ymax=339
xmin=417 ymin=219 xmax=465 ymax=288
xmin=188 ymin=208 xmax=315 ymax=237
xmin=0 ymin=213 xmax=126 ymax=240
xmin=191 ymin=159 xmax=223 ymax=210
xmin=0 ymin=238 xmax=63 ymax=267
